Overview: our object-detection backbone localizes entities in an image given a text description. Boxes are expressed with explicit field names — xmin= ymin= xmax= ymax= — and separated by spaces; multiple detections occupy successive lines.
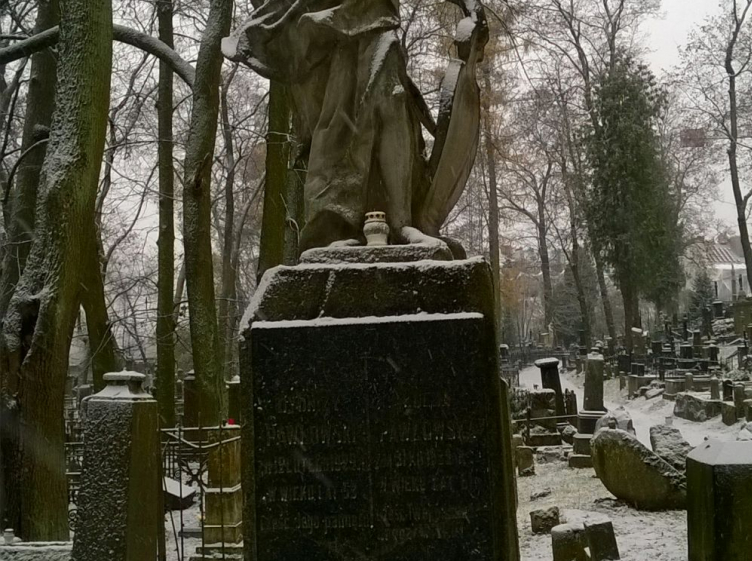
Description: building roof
xmin=707 ymin=243 xmax=745 ymax=266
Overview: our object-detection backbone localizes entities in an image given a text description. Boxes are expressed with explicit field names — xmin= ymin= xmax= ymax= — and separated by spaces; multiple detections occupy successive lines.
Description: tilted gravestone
xmin=71 ymin=372 xmax=160 ymax=561
xmin=239 ymin=255 xmax=519 ymax=561
xmin=534 ymin=357 xmax=565 ymax=417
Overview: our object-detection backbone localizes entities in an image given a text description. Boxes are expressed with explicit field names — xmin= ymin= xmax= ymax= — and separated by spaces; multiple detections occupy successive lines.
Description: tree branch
xmin=0 ymin=24 xmax=196 ymax=88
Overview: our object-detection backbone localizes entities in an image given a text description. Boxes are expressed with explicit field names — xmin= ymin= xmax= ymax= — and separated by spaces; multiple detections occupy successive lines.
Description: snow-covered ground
xmin=517 ymin=364 xmax=742 ymax=561
xmin=164 ymin=494 xmax=202 ymax=561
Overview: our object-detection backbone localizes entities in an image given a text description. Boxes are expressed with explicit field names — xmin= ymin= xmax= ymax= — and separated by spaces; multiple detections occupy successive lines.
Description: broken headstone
xmin=530 ymin=506 xmax=560 ymax=534
xmin=517 ymin=446 xmax=536 ymax=476
xmin=591 ymin=428 xmax=686 ymax=510
xmin=595 ymin=408 xmax=635 ymax=435
xmin=650 ymin=425 xmax=692 ymax=472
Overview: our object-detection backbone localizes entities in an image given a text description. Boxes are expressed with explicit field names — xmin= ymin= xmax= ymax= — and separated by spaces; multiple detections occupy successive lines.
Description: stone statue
xmin=222 ymin=0 xmax=488 ymax=253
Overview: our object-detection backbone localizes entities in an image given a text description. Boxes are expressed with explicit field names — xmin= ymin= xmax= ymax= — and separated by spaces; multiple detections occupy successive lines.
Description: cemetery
xmin=2 ymin=1 xmax=752 ymax=561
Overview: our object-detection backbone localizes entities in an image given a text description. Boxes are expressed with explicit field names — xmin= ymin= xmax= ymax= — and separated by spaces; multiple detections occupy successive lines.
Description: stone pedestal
xmin=687 ymin=440 xmax=752 ymax=560
xmin=577 ymin=410 xmax=606 ymax=436
xmin=569 ymin=409 xmax=606 ymax=469
xmin=239 ymin=255 xmax=519 ymax=561
xmin=710 ymin=377 xmax=720 ymax=401
xmin=226 ymin=376 xmax=241 ymax=424
xmin=203 ymin=425 xmax=242 ymax=545
xmin=535 ymin=357 xmax=565 ymax=417
xmin=71 ymin=373 xmax=160 ymax=561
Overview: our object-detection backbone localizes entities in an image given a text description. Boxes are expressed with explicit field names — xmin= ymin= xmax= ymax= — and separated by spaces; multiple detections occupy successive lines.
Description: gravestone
xmin=534 ymin=357 xmax=565 ymax=417
xmin=687 ymin=440 xmax=752 ymax=560
xmin=183 ymin=370 xmax=198 ymax=427
xmin=240 ymin=255 xmax=519 ymax=561
xmin=71 ymin=372 xmax=160 ymax=561
xmin=583 ymin=353 xmax=605 ymax=412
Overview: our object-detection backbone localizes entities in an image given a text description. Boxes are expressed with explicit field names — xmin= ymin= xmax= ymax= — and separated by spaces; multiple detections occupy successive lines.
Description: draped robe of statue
xmin=223 ymin=0 xmax=487 ymax=251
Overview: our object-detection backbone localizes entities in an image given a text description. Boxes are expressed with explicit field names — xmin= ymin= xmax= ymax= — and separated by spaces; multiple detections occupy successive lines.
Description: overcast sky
xmin=645 ymin=0 xmax=738 ymax=228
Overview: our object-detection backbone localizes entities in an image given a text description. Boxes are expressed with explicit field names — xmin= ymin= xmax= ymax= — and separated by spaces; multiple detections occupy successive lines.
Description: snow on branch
xmin=0 ymin=25 xmax=196 ymax=89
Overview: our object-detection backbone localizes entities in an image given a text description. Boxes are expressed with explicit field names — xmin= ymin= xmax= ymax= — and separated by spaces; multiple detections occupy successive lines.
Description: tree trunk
xmin=218 ymin=70 xmax=237 ymax=380
xmin=181 ymin=0 xmax=233 ymax=427
xmin=0 ymin=0 xmax=59 ymax=335
xmin=155 ymin=0 xmax=176 ymax=428
xmin=0 ymin=0 xmax=59 ymax=533
xmin=537 ymin=212 xmax=554 ymax=330
xmin=482 ymin=66 xmax=502 ymax=334
xmin=726 ymin=57 xmax=752 ymax=291
xmin=2 ymin=0 xmax=111 ymax=539
xmin=283 ymin=148 xmax=306 ymax=265
xmin=81 ymin=225 xmax=121 ymax=391
xmin=257 ymin=81 xmax=292 ymax=282
xmin=622 ymin=284 xmax=634 ymax=352
xmin=594 ymin=250 xmax=617 ymax=343
xmin=569 ymin=226 xmax=591 ymax=348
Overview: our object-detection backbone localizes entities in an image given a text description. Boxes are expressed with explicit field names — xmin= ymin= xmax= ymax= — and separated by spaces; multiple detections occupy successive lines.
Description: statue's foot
xmin=328 ymin=238 xmax=361 ymax=248
xmin=399 ymin=226 xmax=445 ymax=248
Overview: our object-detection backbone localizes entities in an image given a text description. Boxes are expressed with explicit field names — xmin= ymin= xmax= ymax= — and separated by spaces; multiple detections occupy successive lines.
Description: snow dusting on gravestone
xmin=239 ymin=256 xmax=519 ymax=561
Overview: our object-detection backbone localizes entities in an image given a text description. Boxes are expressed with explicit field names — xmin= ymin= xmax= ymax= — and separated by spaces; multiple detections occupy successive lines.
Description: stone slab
xmin=0 ymin=543 xmax=71 ymax=561
xmin=568 ymin=454 xmax=593 ymax=469
xmin=674 ymin=393 xmax=723 ymax=423
xmin=299 ymin=243 xmax=452 ymax=264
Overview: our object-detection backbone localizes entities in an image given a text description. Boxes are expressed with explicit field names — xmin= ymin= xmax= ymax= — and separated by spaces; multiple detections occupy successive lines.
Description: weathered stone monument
xmin=569 ymin=353 xmax=607 ymax=468
xmin=224 ymin=2 xmax=520 ymax=559
xmin=71 ymin=372 xmax=160 ymax=561
xmin=239 ymin=257 xmax=519 ymax=560
xmin=535 ymin=357 xmax=565 ymax=417
xmin=687 ymin=440 xmax=752 ymax=560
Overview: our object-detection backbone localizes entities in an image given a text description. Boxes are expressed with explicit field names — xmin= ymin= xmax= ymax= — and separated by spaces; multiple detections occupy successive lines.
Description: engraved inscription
xmin=251 ymin=318 xmax=497 ymax=560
